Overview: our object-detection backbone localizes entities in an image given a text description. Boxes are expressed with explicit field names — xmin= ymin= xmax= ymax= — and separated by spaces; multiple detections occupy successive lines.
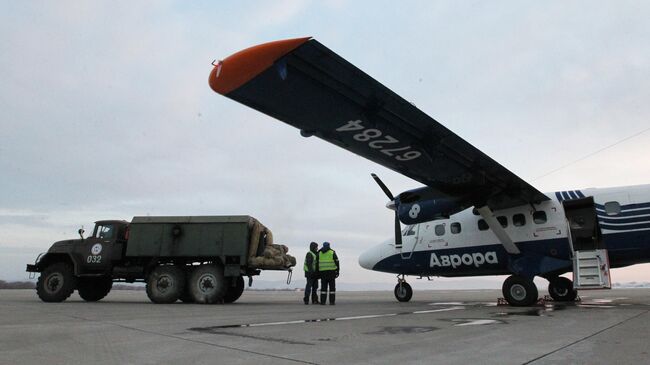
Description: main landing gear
xmin=502 ymin=275 xmax=538 ymax=307
xmin=547 ymin=276 xmax=578 ymax=302
xmin=394 ymin=275 xmax=413 ymax=302
xmin=501 ymin=275 xmax=578 ymax=306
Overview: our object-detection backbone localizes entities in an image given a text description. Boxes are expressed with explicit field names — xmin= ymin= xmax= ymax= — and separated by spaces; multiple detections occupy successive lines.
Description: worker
xmin=317 ymin=241 xmax=339 ymax=305
xmin=303 ymin=242 xmax=319 ymax=305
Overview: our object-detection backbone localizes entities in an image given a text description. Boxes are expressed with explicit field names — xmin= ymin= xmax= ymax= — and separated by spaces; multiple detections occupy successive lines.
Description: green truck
xmin=26 ymin=216 xmax=295 ymax=304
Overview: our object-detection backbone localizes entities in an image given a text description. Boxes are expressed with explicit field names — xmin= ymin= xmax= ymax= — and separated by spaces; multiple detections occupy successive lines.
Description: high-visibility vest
xmin=318 ymin=250 xmax=337 ymax=271
xmin=304 ymin=251 xmax=316 ymax=272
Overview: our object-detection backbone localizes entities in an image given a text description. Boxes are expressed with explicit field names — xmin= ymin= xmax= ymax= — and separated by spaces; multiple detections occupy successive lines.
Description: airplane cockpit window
xmin=497 ymin=216 xmax=508 ymax=228
xmin=450 ymin=222 xmax=461 ymax=234
xmin=435 ymin=224 xmax=445 ymax=236
xmin=604 ymin=201 xmax=621 ymax=216
xmin=478 ymin=219 xmax=489 ymax=231
xmin=513 ymin=214 xmax=526 ymax=227
xmin=533 ymin=211 xmax=547 ymax=224
xmin=402 ymin=225 xmax=416 ymax=236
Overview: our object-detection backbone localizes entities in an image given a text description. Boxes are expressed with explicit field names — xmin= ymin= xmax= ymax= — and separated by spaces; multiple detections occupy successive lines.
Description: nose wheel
xmin=394 ymin=275 xmax=413 ymax=302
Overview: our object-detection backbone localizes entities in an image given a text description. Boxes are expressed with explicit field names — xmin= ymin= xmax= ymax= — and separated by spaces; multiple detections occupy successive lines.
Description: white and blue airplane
xmin=209 ymin=37 xmax=650 ymax=306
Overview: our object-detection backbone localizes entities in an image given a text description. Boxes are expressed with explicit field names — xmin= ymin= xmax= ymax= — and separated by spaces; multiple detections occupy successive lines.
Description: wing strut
xmin=476 ymin=206 xmax=521 ymax=255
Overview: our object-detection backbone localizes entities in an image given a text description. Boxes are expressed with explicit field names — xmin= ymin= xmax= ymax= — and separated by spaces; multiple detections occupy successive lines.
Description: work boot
xmin=303 ymin=297 xmax=309 ymax=305
xmin=312 ymin=294 xmax=319 ymax=304
xmin=320 ymin=293 xmax=327 ymax=305
xmin=329 ymin=293 xmax=336 ymax=305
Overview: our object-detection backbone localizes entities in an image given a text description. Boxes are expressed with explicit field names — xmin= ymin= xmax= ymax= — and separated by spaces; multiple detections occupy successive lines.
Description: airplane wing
xmin=209 ymin=37 xmax=549 ymax=210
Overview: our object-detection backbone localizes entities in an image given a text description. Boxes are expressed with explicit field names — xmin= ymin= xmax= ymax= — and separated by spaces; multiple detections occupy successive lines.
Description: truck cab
xmin=75 ymin=220 xmax=129 ymax=272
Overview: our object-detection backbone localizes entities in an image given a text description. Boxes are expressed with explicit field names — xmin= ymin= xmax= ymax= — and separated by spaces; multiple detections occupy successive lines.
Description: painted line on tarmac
xmin=189 ymin=306 xmax=465 ymax=330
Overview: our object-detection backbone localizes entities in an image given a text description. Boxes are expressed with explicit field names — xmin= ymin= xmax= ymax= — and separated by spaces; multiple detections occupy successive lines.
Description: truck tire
xmin=178 ymin=290 xmax=194 ymax=303
xmin=77 ymin=277 xmax=113 ymax=302
xmin=188 ymin=264 xmax=226 ymax=304
xmin=146 ymin=265 xmax=185 ymax=304
xmin=36 ymin=262 xmax=76 ymax=303
xmin=223 ymin=276 xmax=245 ymax=304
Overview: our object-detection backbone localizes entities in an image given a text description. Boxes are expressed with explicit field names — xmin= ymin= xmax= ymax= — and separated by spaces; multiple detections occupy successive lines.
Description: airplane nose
xmin=359 ymin=245 xmax=382 ymax=270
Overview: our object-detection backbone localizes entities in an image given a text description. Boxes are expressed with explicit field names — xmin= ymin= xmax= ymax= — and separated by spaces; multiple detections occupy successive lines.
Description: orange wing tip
xmin=209 ymin=37 xmax=312 ymax=95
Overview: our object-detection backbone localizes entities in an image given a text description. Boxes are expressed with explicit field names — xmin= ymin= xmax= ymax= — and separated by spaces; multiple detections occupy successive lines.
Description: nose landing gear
xmin=394 ymin=274 xmax=413 ymax=302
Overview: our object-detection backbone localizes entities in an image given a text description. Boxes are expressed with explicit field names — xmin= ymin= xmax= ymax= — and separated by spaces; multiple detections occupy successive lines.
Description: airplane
xmin=208 ymin=37 xmax=650 ymax=306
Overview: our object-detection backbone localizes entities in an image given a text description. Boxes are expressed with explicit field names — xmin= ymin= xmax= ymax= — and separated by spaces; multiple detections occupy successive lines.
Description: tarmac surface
xmin=1 ymin=288 xmax=649 ymax=365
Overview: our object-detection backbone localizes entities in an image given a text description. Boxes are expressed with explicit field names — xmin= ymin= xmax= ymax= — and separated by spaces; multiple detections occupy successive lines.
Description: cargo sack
xmin=248 ymin=243 xmax=296 ymax=270
xmin=248 ymin=220 xmax=263 ymax=258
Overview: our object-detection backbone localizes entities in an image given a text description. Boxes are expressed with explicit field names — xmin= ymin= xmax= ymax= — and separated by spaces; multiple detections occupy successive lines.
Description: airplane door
xmin=562 ymin=197 xmax=602 ymax=251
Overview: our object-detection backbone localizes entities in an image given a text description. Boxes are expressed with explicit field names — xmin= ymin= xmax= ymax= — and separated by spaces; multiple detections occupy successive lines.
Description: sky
xmin=1 ymin=1 xmax=649 ymax=288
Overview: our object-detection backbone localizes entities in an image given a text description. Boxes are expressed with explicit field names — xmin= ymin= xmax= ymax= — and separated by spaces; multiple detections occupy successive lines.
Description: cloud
xmin=1 ymin=2 xmax=649 ymax=287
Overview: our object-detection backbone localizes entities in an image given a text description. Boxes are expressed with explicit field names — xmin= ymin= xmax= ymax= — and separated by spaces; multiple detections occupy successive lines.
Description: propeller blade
xmin=394 ymin=213 xmax=403 ymax=247
xmin=371 ymin=173 xmax=394 ymax=200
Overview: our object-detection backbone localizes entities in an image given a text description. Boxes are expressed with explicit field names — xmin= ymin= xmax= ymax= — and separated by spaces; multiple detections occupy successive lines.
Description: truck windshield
xmin=94 ymin=224 xmax=114 ymax=239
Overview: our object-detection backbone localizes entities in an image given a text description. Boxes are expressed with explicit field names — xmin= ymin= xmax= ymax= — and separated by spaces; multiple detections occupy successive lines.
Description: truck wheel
xmin=146 ymin=265 xmax=185 ymax=304
xmin=188 ymin=264 xmax=226 ymax=304
xmin=77 ymin=277 xmax=113 ymax=302
xmin=179 ymin=288 xmax=194 ymax=303
xmin=223 ymin=276 xmax=245 ymax=304
xmin=36 ymin=262 xmax=76 ymax=303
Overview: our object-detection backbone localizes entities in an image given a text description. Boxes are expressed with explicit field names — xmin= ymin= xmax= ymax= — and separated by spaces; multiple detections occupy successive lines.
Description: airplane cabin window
xmin=402 ymin=225 xmax=416 ymax=236
xmin=533 ymin=211 xmax=547 ymax=224
xmin=513 ymin=214 xmax=526 ymax=227
xmin=435 ymin=224 xmax=445 ymax=236
xmin=472 ymin=208 xmax=480 ymax=216
xmin=604 ymin=201 xmax=621 ymax=216
xmin=497 ymin=216 xmax=508 ymax=228
xmin=478 ymin=219 xmax=489 ymax=231
xmin=451 ymin=222 xmax=461 ymax=234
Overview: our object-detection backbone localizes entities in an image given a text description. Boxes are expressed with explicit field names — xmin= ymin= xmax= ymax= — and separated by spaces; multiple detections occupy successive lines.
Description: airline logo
xmin=430 ymin=251 xmax=498 ymax=268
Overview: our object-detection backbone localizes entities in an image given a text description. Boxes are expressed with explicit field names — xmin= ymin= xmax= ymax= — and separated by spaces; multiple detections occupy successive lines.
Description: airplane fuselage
xmin=359 ymin=184 xmax=650 ymax=278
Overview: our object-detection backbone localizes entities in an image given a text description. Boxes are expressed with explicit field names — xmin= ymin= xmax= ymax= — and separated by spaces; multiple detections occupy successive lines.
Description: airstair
xmin=563 ymin=197 xmax=612 ymax=290
xmin=572 ymin=249 xmax=611 ymax=289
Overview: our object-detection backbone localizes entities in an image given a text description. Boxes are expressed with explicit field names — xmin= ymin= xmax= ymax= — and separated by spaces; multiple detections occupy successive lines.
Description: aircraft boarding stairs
xmin=572 ymin=249 xmax=611 ymax=290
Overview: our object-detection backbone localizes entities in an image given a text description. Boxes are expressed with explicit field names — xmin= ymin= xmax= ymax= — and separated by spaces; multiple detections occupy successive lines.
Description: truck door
xmin=78 ymin=223 xmax=116 ymax=273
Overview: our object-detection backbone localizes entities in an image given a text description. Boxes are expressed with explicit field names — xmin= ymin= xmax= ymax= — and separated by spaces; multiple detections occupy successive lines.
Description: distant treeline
xmin=0 ymin=280 xmax=35 ymax=289
xmin=0 ymin=280 xmax=145 ymax=290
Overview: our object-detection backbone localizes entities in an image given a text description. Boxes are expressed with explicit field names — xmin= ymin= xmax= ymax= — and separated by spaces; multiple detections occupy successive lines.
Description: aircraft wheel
xmin=502 ymin=275 xmax=538 ymax=306
xmin=548 ymin=277 xmax=577 ymax=302
xmin=394 ymin=282 xmax=413 ymax=302
xmin=188 ymin=264 xmax=226 ymax=304
xmin=146 ymin=265 xmax=185 ymax=304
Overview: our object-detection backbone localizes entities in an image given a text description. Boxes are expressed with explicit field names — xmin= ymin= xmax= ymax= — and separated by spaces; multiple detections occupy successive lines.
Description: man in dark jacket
xmin=316 ymin=241 xmax=339 ymax=305
xmin=303 ymin=242 xmax=319 ymax=304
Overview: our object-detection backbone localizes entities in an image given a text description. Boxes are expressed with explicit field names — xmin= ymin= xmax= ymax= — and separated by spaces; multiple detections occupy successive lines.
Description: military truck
xmin=26 ymin=216 xmax=295 ymax=304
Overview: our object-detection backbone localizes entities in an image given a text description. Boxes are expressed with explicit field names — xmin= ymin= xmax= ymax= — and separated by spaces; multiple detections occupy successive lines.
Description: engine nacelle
xmin=394 ymin=187 xmax=466 ymax=224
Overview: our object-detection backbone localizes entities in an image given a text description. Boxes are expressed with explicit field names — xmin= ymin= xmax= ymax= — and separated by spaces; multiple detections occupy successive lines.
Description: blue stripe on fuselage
xmin=372 ymin=229 xmax=650 ymax=276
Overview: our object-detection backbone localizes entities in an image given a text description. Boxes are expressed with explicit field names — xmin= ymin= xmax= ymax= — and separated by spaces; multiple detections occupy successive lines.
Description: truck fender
xmin=38 ymin=252 xmax=81 ymax=275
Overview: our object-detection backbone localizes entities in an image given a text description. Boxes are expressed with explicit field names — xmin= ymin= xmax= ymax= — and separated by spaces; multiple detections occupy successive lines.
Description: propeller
xmin=371 ymin=174 xmax=402 ymax=248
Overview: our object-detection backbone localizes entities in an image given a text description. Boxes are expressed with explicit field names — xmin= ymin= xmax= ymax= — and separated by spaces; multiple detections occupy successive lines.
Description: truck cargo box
xmin=126 ymin=215 xmax=261 ymax=259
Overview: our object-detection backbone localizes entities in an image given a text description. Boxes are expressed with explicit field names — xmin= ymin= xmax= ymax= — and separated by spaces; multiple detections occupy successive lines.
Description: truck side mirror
xmin=78 ymin=228 xmax=85 ymax=240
